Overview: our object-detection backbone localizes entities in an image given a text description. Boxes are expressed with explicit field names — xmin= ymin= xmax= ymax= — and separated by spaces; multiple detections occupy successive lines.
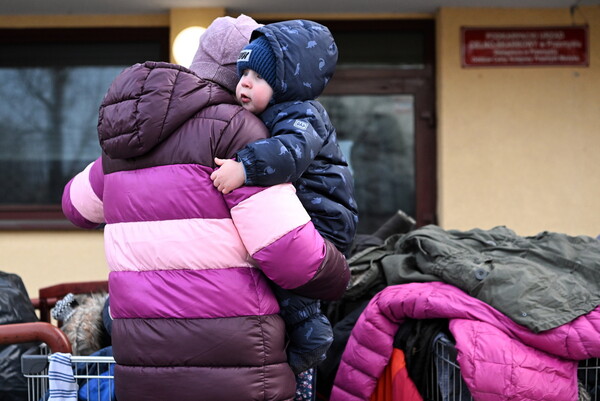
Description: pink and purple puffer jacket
xmin=62 ymin=61 xmax=350 ymax=401
xmin=332 ymin=281 xmax=600 ymax=401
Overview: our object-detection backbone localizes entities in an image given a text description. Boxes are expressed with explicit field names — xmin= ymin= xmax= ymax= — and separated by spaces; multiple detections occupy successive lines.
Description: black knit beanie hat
xmin=237 ymin=35 xmax=277 ymax=91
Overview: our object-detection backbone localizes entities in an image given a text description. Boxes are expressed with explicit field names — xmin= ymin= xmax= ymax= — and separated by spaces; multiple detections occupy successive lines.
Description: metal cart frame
xmin=0 ymin=280 xmax=113 ymax=401
xmin=424 ymin=335 xmax=600 ymax=401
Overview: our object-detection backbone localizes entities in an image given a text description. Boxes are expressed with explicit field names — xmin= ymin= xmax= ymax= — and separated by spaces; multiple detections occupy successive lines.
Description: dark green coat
xmin=351 ymin=225 xmax=600 ymax=332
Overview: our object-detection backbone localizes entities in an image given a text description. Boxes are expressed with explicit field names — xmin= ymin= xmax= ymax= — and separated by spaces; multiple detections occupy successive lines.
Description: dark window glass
xmin=335 ymin=31 xmax=425 ymax=68
xmin=0 ymin=28 xmax=168 ymax=228
xmin=0 ymin=66 xmax=126 ymax=205
xmin=319 ymin=94 xmax=416 ymax=234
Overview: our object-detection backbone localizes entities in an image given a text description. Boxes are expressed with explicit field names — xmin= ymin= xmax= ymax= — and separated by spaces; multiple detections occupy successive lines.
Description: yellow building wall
xmin=436 ymin=7 xmax=600 ymax=237
xmin=0 ymin=14 xmax=169 ymax=28
xmin=0 ymin=231 xmax=107 ymax=299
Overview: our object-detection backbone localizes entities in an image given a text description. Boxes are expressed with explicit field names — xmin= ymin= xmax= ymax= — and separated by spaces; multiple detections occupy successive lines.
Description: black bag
xmin=0 ymin=271 xmax=39 ymax=401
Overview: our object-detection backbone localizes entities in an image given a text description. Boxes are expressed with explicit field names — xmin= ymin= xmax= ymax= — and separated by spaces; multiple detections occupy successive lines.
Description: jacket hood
xmin=98 ymin=61 xmax=229 ymax=159
xmin=251 ymin=20 xmax=338 ymax=103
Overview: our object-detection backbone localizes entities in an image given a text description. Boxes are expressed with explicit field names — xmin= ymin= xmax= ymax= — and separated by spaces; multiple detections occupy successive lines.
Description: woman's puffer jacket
xmin=62 ymin=61 xmax=350 ymax=401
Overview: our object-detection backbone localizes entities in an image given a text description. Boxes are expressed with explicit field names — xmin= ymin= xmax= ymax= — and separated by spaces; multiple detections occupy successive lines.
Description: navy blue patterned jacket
xmin=237 ymin=20 xmax=358 ymax=254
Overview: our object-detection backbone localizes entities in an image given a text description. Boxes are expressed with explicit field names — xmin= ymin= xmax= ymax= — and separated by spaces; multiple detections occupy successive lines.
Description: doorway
xmin=321 ymin=19 xmax=437 ymax=234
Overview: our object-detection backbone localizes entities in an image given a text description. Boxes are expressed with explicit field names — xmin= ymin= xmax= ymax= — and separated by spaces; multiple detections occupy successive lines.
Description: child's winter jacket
xmin=237 ymin=20 xmax=358 ymax=254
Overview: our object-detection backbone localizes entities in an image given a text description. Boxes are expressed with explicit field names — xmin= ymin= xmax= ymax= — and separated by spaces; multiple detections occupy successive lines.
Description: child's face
xmin=236 ymin=69 xmax=273 ymax=115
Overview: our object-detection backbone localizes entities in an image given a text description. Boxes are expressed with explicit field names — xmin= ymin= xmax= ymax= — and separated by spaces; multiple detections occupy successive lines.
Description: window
xmin=319 ymin=94 xmax=417 ymax=234
xmin=320 ymin=20 xmax=437 ymax=234
xmin=0 ymin=28 xmax=168 ymax=228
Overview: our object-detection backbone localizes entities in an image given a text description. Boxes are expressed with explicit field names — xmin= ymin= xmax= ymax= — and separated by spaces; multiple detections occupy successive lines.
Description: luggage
xmin=0 ymin=271 xmax=39 ymax=401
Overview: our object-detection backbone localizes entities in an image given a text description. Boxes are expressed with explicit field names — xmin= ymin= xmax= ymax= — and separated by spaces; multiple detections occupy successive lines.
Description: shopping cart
xmin=423 ymin=335 xmax=600 ymax=401
xmin=423 ymin=335 xmax=471 ymax=401
xmin=0 ymin=322 xmax=115 ymax=401
xmin=0 ymin=280 xmax=113 ymax=401
xmin=22 ymin=343 xmax=115 ymax=401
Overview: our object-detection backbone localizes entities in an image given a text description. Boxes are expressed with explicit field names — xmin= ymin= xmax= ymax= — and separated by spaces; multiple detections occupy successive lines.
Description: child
xmin=210 ymin=19 xmax=358 ymax=398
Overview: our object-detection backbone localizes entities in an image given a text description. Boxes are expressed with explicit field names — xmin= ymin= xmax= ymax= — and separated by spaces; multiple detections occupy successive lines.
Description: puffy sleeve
xmin=62 ymin=157 xmax=105 ymax=229
xmin=224 ymin=183 xmax=349 ymax=301
xmin=237 ymin=103 xmax=325 ymax=186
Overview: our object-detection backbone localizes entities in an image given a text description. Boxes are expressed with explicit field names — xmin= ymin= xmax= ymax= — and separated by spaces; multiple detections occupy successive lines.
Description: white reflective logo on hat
xmin=238 ymin=49 xmax=252 ymax=62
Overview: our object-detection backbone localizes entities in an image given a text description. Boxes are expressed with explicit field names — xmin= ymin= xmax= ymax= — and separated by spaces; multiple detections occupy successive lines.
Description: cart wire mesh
xmin=424 ymin=335 xmax=471 ymax=401
xmin=21 ymin=344 xmax=115 ymax=401
xmin=424 ymin=335 xmax=600 ymax=401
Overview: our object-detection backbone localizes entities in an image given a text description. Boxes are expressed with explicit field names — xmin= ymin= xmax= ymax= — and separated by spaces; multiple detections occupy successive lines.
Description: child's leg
xmin=294 ymin=368 xmax=317 ymax=401
xmin=271 ymin=285 xmax=334 ymax=374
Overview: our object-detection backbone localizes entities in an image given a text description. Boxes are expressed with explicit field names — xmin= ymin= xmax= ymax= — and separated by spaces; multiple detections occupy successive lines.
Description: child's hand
xmin=210 ymin=158 xmax=246 ymax=194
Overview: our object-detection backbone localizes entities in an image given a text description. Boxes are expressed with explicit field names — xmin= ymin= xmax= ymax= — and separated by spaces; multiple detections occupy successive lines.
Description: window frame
xmin=0 ymin=27 xmax=169 ymax=230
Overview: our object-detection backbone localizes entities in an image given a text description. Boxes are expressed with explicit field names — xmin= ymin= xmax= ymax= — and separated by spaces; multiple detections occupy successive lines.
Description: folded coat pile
xmin=331 ymin=225 xmax=600 ymax=401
